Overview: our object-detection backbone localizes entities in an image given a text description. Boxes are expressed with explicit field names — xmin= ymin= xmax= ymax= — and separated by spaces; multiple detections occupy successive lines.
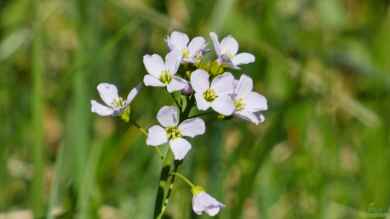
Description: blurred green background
xmin=1 ymin=0 xmax=389 ymax=218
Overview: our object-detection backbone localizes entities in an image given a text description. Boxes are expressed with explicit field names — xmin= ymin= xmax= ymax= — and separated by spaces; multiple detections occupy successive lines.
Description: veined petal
xmin=143 ymin=75 xmax=165 ymax=87
xmin=165 ymin=50 xmax=182 ymax=74
xmin=244 ymin=92 xmax=268 ymax=112
xmin=167 ymin=31 xmax=189 ymax=51
xmin=169 ymin=138 xmax=191 ymax=160
xmin=191 ymin=69 xmax=210 ymax=93
xmin=179 ymin=118 xmax=206 ymax=138
xmin=146 ymin=125 xmax=168 ymax=146
xmin=235 ymin=74 xmax=253 ymax=97
xmin=91 ymin=100 xmax=114 ymax=116
xmin=209 ymin=32 xmax=221 ymax=56
xmin=157 ymin=105 xmax=180 ymax=127
xmin=143 ymin=54 xmax=165 ymax=77
xmin=231 ymin=52 xmax=255 ymax=66
xmin=210 ymin=72 xmax=234 ymax=95
xmin=97 ymin=83 xmax=119 ymax=107
xmin=220 ymin=35 xmax=239 ymax=55
xmin=126 ymin=83 xmax=142 ymax=105
xmin=188 ymin=36 xmax=207 ymax=57
xmin=211 ymin=95 xmax=234 ymax=116
xmin=235 ymin=110 xmax=264 ymax=125
xmin=167 ymin=76 xmax=187 ymax=93
xmin=194 ymin=93 xmax=211 ymax=110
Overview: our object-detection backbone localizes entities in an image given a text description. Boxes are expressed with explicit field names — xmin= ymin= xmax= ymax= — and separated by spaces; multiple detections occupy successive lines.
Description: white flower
xmin=166 ymin=31 xmax=207 ymax=64
xmin=143 ymin=50 xmax=188 ymax=92
xmin=91 ymin=83 xmax=141 ymax=116
xmin=146 ymin=106 xmax=206 ymax=160
xmin=232 ymin=74 xmax=268 ymax=124
xmin=192 ymin=187 xmax=224 ymax=216
xmin=209 ymin=32 xmax=255 ymax=69
xmin=191 ymin=69 xmax=235 ymax=116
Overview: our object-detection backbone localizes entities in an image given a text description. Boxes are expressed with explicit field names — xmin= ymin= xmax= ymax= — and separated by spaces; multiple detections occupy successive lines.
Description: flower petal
xmin=210 ymin=72 xmax=234 ymax=95
xmin=194 ymin=93 xmax=211 ymax=110
xmin=157 ymin=105 xmax=179 ymax=127
xmin=211 ymin=95 xmax=234 ymax=116
xmin=91 ymin=100 xmax=114 ymax=116
xmin=235 ymin=74 xmax=253 ymax=97
xmin=231 ymin=52 xmax=255 ymax=66
xmin=167 ymin=76 xmax=187 ymax=93
xmin=167 ymin=31 xmax=189 ymax=51
xmin=192 ymin=192 xmax=224 ymax=216
xmin=169 ymin=138 xmax=191 ymax=160
xmin=191 ymin=69 xmax=210 ymax=93
xmin=209 ymin=32 xmax=221 ymax=56
xmin=146 ymin=125 xmax=168 ymax=146
xmin=143 ymin=54 xmax=165 ymax=77
xmin=235 ymin=110 xmax=264 ymax=125
xmin=188 ymin=36 xmax=207 ymax=57
xmin=244 ymin=92 xmax=268 ymax=112
xmin=143 ymin=75 xmax=165 ymax=87
xmin=179 ymin=118 xmax=206 ymax=138
xmin=165 ymin=50 xmax=181 ymax=75
xmin=126 ymin=83 xmax=142 ymax=105
xmin=97 ymin=83 xmax=119 ymax=107
xmin=220 ymin=35 xmax=239 ymax=55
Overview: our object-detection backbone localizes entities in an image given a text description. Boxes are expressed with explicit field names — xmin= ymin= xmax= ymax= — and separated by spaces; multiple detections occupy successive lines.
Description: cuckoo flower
xmin=209 ymin=32 xmax=255 ymax=69
xmin=232 ymin=74 xmax=268 ymax=124
xmin=166 ymin=31 xmax=207 ymax=64
xmin=143 ymin=50 xmax=187 ymax=92
xmin=191 ymin=69 xmax=235 ymax=116
xmin=146 ymin=106 xmax=206 ymax=160
xmin=91 ymin=83 xmax=141 ymax=117
xmin=192 ymin=186 xmax=224 ymax=216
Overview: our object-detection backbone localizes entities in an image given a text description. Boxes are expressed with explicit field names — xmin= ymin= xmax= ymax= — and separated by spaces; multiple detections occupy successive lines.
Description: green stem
xmin=188 ymin=111 xmax=213 ymax=119
xmin=31 ymin=1 xmax=45 ymax=217
xmin=129 ymin=119 xmax=147 ymax=136
xmin=171 ymin=172 xmax=195 ymax=188
xmin=153 ymin=152 xmax=181 ymax=219
xmin=129 ymin=118 xmax=164 ymax=160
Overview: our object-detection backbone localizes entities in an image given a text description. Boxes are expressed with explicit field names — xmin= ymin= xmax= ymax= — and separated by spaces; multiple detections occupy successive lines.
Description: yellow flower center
xmin=113 ymin=97 xmax=125 ymax=108
xmin=234 ymin=98 xmax=245 ymax=111
xmin=182 ymin=48 xmax=190 ymax=59
xmin=203 ymin=89 xmax=217 ymax=102
xmin=160 ymin=71 xmax=172 ymax=85
xmin=166 ymin=127 xmax=182 ymax=139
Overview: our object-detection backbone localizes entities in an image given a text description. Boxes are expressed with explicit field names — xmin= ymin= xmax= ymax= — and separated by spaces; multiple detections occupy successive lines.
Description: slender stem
xmin=31 ymin=1 xmax=45 ymax=217
xmin=188 ymin=111 xmax=213 ymax=119
xmin=170 ymin=93 xmax=180 ymax=108
xmin=129 ymin=119 xmax=147 ymax=136
xmin=171 ymin=172 xmax=195 ymax=188
xmin=129 ymin=119 xmax=164 ymax=160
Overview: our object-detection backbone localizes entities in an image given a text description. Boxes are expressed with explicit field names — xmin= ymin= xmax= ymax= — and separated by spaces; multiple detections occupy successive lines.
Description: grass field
xmin=0 ymin=0 xmax=390 ymax=218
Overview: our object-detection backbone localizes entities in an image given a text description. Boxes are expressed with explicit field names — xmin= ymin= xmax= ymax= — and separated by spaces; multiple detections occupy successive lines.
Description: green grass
xmin=1 ymin=0 xmax=390 ymax=219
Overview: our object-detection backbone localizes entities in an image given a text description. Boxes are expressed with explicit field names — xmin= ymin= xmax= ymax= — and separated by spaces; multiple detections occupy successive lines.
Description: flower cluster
xmin=91 ymin=31 xmax=268 ymax=217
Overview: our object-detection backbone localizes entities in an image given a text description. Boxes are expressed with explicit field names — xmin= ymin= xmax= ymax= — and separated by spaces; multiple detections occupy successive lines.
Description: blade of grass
xmin=229 ymin=112 xmax=285 ymax=219
xmin=208 ymin=0 xmax=236 ymax=32
xmin=31 ymin=0 xmax=45 ymax=217
xmin=46 ymin=143 xmax=67 ymax=219
xmin=73 ymin=1 xmax=103 ymax=218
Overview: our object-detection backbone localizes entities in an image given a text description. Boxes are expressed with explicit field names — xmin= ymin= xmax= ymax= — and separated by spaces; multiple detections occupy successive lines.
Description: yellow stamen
xmin=234 ymin=98 xmax=245 ymax=111
xmin=166 ymin=127 xmax=182 ymax=139
xmin=160 ymin=71 xmax=172 ymax=85
xmin=203 ymin=89 xmax=217 ymax=102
